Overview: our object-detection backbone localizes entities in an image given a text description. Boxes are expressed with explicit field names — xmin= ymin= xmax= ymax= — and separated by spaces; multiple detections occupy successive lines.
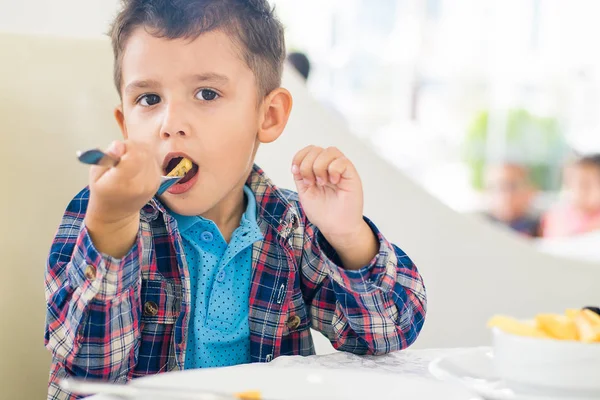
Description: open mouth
xmin=163 ymin=155 xmax=199 ymax=185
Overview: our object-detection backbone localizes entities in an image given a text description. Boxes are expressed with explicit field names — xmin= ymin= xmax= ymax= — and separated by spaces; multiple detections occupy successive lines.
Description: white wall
xmin=0 ymin=0 xmax=120 ymax=38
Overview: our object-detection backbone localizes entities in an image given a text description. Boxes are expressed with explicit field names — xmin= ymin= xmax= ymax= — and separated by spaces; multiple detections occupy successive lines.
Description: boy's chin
xmin=160 ymin=195 xmax=210 ymax=217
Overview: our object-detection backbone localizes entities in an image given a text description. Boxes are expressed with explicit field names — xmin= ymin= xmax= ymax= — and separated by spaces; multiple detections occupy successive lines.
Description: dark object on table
xmin=583 ymin=306 xmax=600 ymax=316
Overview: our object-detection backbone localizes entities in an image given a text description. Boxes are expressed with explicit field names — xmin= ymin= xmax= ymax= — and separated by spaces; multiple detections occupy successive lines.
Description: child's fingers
xmin=89 ymin=141 xmax=125 ymax=183
xmin=313 ymin=147 xmax=343 ymax=186
xmin=292 ymin=145 xmax=316 ymax=173
xmin=94 ymin=141 xmax=159 ymax=192
xmin=118 ymin=141 xmax=162 ymax=186
xmin=105 ymin=140 xmax=126 ymax=159
xmin=327 ymin=156 xmax=353 ymax=185
xmin=298 ymin=146 xmax=322 ymax=185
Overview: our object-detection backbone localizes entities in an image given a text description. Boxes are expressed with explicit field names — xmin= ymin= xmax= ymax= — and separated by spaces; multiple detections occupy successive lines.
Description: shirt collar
xmin=141 ymin=165 xmax=298 ymax=240
xmin=241 ymin=184 xmax=258 ymax=225
xmin=168 ymin=185 xmax=259 ymax=234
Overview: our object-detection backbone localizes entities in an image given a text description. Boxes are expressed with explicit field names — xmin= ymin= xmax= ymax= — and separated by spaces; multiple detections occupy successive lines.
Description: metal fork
xmin=59 ymin=378 xmax=241 ymax=400
xmin=77 ymin=148 xmax=182 ymax=195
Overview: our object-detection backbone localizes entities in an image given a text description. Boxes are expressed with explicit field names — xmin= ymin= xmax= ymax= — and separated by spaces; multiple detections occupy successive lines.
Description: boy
xmin=44 ymin=1 xmax=426 ymax=399
xmin=542 ymin=154 xmax=600 ymax=237
xmin=484 ymin=163 xmax=540 ymax=237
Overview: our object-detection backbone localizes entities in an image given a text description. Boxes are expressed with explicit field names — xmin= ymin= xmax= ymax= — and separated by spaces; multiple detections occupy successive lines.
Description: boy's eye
xmin=196 ymin=89 xmax=219 ymax=101
xmin=138 ymin=94 xmax=161 ymax=107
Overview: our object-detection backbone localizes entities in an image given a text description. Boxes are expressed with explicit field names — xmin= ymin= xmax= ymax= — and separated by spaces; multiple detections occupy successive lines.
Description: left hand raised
xmin=291 ymin=146 xmax=365 ymax=243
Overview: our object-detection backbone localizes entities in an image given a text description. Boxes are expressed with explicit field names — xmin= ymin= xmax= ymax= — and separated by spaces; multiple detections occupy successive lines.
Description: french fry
xmin=571 ymin=309 xmax=600 ymax=343
xmin=487 ymin=315 xmax=548 ymax=338
xmin=535 ymin=314 xmax=579 ymax=341
xmin=235 ymin=391 xmax=261 ymax=400
xmin=490 ymin=309 xmax=600 ymax=343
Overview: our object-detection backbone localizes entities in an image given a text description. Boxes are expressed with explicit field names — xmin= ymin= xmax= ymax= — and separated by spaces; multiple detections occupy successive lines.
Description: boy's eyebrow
xmin=123 ymin=74 xmax=230 ymax=95
xmin=190 ymin=73 xmax=230 ymax=85
xmin=124 ymin=79 xmax=161 ymax=95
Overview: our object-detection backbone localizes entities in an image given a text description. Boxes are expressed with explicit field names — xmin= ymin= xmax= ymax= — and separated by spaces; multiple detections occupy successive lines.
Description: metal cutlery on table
xmin=60 ymin=378 xmax=255 ymax=400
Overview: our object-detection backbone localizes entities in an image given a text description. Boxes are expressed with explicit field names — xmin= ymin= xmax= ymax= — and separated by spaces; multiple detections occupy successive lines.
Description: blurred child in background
xmin=542 ymin=154 xmax=600 ymax=237
xmin=484 ymin=163 xmax=541 ymax=238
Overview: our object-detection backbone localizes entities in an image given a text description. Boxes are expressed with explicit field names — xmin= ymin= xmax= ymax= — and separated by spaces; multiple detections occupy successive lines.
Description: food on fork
xmin=166 ymin=157 xmax=193 ymax=178
xmin=488 ymin=308 xmax=600 ymax=342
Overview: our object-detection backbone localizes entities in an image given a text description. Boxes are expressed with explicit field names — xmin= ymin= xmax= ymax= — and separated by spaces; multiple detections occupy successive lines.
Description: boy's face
xmin=485 ymin=164 xmax=535 ymax=222
xmin=115 ymin=28 xmax=268 ymax=217
xmin=565 ymin=164 xmax=600 ymax=214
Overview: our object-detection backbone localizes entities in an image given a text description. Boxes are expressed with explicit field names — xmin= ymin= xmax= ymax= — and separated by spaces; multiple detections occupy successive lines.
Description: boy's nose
xmin=160 ymin=103 xmax=192 ymax=139
xmin=161 ymin=129 xmax=187 ymax=138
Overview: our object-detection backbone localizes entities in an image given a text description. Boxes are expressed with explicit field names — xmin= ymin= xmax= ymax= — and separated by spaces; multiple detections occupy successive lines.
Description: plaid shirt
xmin=45 ymin=165 xmax=426 ymax=399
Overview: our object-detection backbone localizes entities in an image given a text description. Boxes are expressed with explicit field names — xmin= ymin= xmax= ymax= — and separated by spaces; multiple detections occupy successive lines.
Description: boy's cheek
xmin=125 ymin=115 xmax=161 ymax=140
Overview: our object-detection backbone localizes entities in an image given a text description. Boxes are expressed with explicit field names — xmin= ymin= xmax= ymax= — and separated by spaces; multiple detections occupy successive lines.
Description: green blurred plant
xmin=463 ymin=108 xmax=568 ymax=191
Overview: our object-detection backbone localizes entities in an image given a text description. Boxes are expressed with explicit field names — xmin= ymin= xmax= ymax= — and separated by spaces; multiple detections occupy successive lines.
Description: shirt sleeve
xmin=44 ymin=189 xmax=144 ymax=399
xmin=300 ymin=216 xmax=427 ymax=355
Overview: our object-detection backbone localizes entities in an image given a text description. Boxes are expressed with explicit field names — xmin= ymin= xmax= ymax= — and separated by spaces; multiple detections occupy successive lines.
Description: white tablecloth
xmin=86 ymin=348 xmax=484 ymax=399
xmin=268 ymin=347 xmax=480 ymax=378
xmin=535 ymin=231 xmax=600 ymax=262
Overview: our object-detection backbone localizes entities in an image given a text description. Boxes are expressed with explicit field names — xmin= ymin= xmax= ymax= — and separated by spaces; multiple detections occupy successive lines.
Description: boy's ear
xmin=114 ymin=105 xmax=128 ymax=139
xmin=257 ymin=88 xmax=293 ymax=144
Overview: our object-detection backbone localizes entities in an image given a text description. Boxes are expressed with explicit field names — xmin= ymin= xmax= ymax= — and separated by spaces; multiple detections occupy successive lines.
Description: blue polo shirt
xmin=171 ymin=186 xmax=263 ymax=368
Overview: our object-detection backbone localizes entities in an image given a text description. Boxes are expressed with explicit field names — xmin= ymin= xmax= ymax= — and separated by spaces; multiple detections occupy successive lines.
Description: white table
xmin=268 ymin=347 xmax=480 ymax=378
xmin=87 ymin=348 xmax=484 ymax=400
xmin=535 ymin=231 xmax=600 ymax=262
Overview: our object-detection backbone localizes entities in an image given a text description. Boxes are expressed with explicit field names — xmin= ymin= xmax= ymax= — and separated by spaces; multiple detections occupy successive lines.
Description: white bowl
xmin=492 ymin=327 xmax=600 ymax=395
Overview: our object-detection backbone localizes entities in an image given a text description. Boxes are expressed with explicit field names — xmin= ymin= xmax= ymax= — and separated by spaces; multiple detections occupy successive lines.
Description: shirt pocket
xmin=282 ymin=289 xmax=310 ymax=337
xmin=140 ymin=279 xmax=181 ymax=324
xmin=133 ymin=278 xmax=181 ymax=376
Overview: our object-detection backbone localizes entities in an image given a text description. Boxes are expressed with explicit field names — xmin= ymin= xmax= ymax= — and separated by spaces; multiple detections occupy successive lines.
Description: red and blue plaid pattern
xmin=45 ymin=165 xmax=427 ymax=399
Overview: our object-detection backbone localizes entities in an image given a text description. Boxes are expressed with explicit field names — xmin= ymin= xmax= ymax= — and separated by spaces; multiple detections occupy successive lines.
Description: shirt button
xmin=143 ymin=301 xmax=159 ymax=317
xmin=84 ymin=265 xmax=96 ymax=280
xmin=286 ymin=315 xmax=302 ymax=330
xmin=216 ymin=270 xmax=226 ymax=283
xmin=201 ymin=231 xmax=213 ymax=242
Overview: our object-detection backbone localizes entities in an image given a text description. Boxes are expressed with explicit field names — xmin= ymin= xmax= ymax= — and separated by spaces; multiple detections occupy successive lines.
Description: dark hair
xmin=576 ymin=153 xmax=600 ymax=172
xmin=109 ymin=0 xmax=286 ymax=97
xmin=287 ymin=52 xmax=311 ymax=81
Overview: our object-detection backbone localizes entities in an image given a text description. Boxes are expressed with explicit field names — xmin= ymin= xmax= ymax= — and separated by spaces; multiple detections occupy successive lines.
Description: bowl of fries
xmin=488 ymin=308 xmax=600 ymax=394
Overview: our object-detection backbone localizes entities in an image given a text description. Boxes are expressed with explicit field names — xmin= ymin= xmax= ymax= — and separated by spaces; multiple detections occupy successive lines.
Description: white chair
xmin=0 ymin=33 xmax=119 ymax=399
